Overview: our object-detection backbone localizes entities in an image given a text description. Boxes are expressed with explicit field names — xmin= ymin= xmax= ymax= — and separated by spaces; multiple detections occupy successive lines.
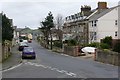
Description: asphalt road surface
xmin=2 ymin=41 xmax=118 ymax=78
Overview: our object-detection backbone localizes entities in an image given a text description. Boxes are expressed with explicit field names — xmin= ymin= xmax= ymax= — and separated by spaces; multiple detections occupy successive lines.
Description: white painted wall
xmin=98 ymin=7 xmax=118 ymax=42
xmin=89 ymin=6 xmax=119 ymax=43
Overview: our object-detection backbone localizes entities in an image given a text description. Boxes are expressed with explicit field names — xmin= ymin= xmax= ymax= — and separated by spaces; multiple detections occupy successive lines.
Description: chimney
xmin=98 ymin=2 xmax=108 ymax=9
xmin=81 ymin=5 xmax=91 ymax=16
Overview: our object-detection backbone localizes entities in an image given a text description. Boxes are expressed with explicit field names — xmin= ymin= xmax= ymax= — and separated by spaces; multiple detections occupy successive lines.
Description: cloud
xmin=1 ymin=0 xmax=119 ymax=29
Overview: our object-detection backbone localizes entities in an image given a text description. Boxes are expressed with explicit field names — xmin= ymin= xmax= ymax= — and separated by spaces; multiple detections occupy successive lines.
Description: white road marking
xmin=2 ymin=63 xmax=23 ymax=72
xmin=25 ymin=62 xmax=77 ymax=77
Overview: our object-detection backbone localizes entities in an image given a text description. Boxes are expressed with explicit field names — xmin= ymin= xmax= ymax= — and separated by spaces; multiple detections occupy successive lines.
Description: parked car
xmin=23 ymin=40 xmax=28 ymax=43
xmin=28 ymin=39 xmax=32 ymax=43
xmin=22 ymin=47 xmax=36 ymax=59
xmin=18 ymin=42 xmax=28 ymax=51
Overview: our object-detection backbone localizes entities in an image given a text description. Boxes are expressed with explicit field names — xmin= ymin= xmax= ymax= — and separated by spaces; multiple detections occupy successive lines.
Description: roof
xmin=89 ymin=5 xmax=120 ymax=21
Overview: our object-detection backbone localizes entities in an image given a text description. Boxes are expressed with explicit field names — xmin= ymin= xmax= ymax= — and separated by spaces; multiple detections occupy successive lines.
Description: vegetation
xmin=53 ymin=40 xmax=62 ymax=48
xmin=113 ymin=42 xmax=120 ymax=53
xmin=101 ymin=36 xmax=112 ymax=48
xmin=39 ymin=11 xmax=54 ymax=49
xmin=87 ymin=42 xmax=109 ymax=49
xmin=100 ymin=43 xmax=109 ymax=49
xmin=87 ymin=42 xmax=100 ymax=48
xmin=68 ymin=39 xmax=77 ymax=46
xmin=2 ymin=13 xmax=13 ymax=44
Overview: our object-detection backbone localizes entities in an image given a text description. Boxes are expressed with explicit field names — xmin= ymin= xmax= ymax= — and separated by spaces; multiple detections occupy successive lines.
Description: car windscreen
xmin=24 ymin=48 xmax=34 ymax=52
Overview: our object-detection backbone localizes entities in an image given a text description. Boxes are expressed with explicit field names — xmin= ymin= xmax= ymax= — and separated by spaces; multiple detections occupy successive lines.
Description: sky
xmin=0 ymin=0 xmax=120 ymax=29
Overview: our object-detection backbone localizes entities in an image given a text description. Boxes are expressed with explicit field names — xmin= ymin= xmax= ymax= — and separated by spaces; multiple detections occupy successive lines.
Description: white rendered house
xmin=88 ymin=5 xmax=120 ymax=43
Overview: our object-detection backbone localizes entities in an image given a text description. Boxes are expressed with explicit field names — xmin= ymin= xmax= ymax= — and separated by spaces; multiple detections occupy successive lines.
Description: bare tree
xmin=55 ymin=14 xmax=64 ymax=47
xmin=56 ymin=14 xmax=63 ymax=30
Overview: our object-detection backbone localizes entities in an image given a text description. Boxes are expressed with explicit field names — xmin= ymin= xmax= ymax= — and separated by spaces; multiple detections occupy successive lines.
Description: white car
xmin=23 ymin=40 xmax=28 ymax=43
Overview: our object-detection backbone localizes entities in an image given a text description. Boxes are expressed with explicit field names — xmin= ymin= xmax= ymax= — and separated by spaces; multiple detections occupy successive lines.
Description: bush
xmin=87 ymin=42 xmax=100 ymax=48
xmin=101 ymin=36 xmax=112 ymax=48
xmin=68 ymin=39 xmax=77 ymax=46
xmin=53 ymin=41 xmax=62 ymax=48
xmin=113 ymin=42 xmax=120 ymax=53
xmin=100 ymin=43 xmax=109 ymax=49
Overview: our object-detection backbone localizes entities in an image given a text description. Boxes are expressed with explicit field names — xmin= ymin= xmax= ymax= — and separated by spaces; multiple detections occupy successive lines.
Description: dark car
xmin=18 ymin=42 xmax=28 ymax=51
xmin=22 ymin=47 xmax=36 ymax=59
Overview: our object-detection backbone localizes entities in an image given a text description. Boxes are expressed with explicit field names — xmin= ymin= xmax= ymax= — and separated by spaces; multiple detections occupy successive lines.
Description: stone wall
xmin=95 ymin=49 xmax=120 ymax=66
xmin=63 ymin=46 xmax=81 ymax=57
xmin=2 ymin=41 xmax=12 ymax=62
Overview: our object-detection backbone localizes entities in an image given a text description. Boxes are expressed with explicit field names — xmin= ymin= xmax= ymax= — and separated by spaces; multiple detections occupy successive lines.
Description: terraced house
xmin=63 ymin=2 xmax=120 ymax=46
xmin=63 ymin=5 xmax=92 ymax=44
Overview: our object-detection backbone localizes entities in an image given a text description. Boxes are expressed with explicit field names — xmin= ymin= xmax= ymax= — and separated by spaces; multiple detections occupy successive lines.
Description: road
xmin=2 ymin=41 xmax=118 ymax=78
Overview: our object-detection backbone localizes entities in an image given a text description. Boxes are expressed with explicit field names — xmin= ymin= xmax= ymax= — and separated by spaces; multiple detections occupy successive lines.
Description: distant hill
xmin=20 ymin=27 xmax=32 ymax=34
xmin=18 ymin=27 xmax=42 ymax=37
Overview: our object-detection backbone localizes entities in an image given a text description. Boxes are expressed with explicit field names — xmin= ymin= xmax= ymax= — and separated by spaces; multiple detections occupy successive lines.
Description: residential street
xmin=2 ymin=41 xmax=118 ymax=78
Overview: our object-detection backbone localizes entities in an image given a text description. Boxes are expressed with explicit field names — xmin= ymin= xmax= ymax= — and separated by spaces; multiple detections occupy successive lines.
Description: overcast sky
xmin=0 ymin=0 xmax=120 ymax=29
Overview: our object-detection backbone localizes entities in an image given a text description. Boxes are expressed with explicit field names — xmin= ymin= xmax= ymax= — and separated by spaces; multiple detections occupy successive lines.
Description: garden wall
xmin=95 ymin=49 xmax=120 ymax=66
xmin=63 ymin=46 xmax=81 ymax=57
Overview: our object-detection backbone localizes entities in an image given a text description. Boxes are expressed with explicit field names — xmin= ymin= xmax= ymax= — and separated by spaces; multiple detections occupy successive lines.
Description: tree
xmin=56 ymin=14 xmax=63 ymax=30
xmin=2 ymin=13 xmax=13 ymax=44
xmin=40 ymin=11 xmax=54 ymax=49
xmin=54 ymin=14 xmax=63 ymax=48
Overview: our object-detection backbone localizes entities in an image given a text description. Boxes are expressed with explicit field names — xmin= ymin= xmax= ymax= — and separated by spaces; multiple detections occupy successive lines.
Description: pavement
xmin=2 ymin=45 xmax=22 ymax=70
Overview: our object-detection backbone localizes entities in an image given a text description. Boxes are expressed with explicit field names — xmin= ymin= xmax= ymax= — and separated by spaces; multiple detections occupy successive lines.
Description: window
xmin=92 ymin=21 xmax=93 ymax=27
xmin=115 ymin=20 xmax=117 ymax=25
xmin=94 ymin=20 xmax=97 ymax=27
xmin=115 ymin=31 xmax=117 ymax=36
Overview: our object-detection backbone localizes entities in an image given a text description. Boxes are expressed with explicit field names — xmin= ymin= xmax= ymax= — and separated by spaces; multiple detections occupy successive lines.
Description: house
xmin=63 ymin=5 xmax=93 ymax=44
xmin=88 ymin=2 xmax=120 ymax=44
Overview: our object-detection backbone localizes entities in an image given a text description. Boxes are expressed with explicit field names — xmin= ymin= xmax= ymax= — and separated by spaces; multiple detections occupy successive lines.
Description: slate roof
xmin=89 ymin=5 xmax=120 ymax=21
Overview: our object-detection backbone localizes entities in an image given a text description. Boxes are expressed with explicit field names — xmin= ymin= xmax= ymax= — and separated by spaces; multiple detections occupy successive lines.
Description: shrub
xmin=87 ymin=42 xmax=100 ymax=48
xmin=100 ymin=43 xmax=109 ymax=49
xmin=113 ymin=42 xmax=120 ymax=53
xmin=68 ymin=39 xmax=77 ymax=46
xmin=53 ymin=41 xmax=62 ymax=48
xmin=101 ymin=36 xmax=112 ymax=48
